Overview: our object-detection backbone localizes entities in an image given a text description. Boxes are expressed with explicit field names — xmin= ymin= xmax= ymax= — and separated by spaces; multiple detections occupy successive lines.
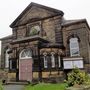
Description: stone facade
xmin=0 ymin=55 xmax=1 ymax=67
xmin=62 ymin=22 xmax=90 ymax=63
xmin=1 ymin=35 xmax=12 ymax=68
xmin=0 ymin=2 xmax=90 ymax=82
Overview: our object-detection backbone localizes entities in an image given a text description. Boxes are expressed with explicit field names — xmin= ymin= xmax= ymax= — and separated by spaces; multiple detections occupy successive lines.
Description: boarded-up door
xmin=19 ymin=59 xmax=32 ymax=81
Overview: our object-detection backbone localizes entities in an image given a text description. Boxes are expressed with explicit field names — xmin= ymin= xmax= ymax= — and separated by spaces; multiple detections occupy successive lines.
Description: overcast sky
xmin=0 ymin=0 xmax=90 ymax=53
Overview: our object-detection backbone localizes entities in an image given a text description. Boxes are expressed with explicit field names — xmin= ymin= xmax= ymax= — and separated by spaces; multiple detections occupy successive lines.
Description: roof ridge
xmin=61 ymin=18 xmax=87 ymax=26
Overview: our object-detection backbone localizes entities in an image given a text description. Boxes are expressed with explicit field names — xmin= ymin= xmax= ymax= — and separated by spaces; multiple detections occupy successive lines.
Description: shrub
xmin=66 ymin=67 xmax=90 ymax=86
xmin=0 ymin=81 xmax=3 ymax=90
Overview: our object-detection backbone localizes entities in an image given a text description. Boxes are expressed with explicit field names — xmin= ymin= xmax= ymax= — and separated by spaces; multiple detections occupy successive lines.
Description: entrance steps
xmin=6 ymin=81 xmax=29 ymax=85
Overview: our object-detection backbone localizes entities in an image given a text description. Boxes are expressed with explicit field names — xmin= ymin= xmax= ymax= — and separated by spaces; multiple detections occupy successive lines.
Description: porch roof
xmin=10 ymin=35 xmax=49 ymax=44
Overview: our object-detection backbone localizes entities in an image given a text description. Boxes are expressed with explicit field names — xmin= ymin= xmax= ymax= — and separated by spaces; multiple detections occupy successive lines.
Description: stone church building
xmin=0 ymin=2 xmax=90 ymax=82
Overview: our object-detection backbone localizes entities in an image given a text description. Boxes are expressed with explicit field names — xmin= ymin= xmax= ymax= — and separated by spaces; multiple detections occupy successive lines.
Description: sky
xmin=0 ymin=0 xmax=90 ymax=53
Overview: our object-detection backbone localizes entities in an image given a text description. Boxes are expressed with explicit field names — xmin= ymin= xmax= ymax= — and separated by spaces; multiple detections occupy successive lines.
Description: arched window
xmin=70 ymin=38 xmax=80 ymax=57
xmin=20 ymin=49 xmax=32 ymax=59
xmin=51 ymin=52 xmax=55 ymax=68
xmin=43 ymin=52 xmax=48 ymax=68
xmin=5 ymin=49 xmax=9 ymax=68
xmin=58 ymin=55 xmax=61 ymax=67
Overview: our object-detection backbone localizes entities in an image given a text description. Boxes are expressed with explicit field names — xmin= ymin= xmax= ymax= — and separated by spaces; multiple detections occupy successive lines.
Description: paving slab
xmin=4 ymin=85 xmax=24 ymax=90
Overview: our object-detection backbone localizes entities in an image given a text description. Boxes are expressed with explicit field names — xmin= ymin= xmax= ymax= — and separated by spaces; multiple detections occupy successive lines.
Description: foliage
xmin=24 ymin=83 xmax=67 ymax=90
xmin=66 ymin=67 xmax=90 ymax=87
xmin=0 ymin=81 xmax=3 ymax=90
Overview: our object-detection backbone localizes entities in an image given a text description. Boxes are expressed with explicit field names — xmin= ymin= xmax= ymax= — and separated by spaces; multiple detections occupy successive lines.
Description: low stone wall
xmin=0 ymin=71 xmax=8 ymax=79
xmin=66 ymin=85 xmax=90 ymax=90
xmin=8 ymin=73 xmax=16 ymax=81
xmin=0 ymin=70 xmax=8 ymax=84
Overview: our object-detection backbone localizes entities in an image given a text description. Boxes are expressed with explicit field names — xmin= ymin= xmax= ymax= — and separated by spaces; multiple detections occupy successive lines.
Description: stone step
xmin=6 ymin=81 xmax=29 ymax=85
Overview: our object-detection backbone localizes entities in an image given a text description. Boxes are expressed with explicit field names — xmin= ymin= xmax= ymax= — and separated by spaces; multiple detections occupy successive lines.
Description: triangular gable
xmin=10 ymin=2 xmax=64 ymax=28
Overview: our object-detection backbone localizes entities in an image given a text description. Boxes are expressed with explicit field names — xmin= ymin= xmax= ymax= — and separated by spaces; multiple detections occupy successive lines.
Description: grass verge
xmin=24 ymin=83 xmax=67 ymax=90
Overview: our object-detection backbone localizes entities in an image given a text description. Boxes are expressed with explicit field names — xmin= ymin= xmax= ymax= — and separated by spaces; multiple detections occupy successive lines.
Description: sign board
xmin=73 ymin=60 xmax=83 ymax=68
xmin=64 ymin=59 xmax=83 ymax=69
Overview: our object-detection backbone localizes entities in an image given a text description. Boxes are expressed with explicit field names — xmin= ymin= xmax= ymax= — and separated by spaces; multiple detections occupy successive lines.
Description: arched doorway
xmin=19 ymin=49 xmax=33 ymax=82
xmin=5 ymin=49 xmax=10 ymax=68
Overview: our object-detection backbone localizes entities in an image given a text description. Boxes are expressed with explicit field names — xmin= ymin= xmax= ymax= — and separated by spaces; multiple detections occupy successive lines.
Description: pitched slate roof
xmin=0 ymin=35 xmax=12 ymax=40
xmin=10 ymin=35 xmax=49 ymax=44
xmin=61 ymin=19 xmax=90 ymax=30
xmin=61 ymin=19 xmax=87 ymax=26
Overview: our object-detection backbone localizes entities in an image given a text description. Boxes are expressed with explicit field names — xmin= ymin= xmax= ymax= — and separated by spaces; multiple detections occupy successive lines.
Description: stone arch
xmin=5 ymin=49 xmax=10 ymax=68
xmin=66 ymin=34 xmax=80 ymax=57
xmin=66 ymin=34 xmax=80 ymax=56
xmin=4 ymin=45 xmax=11 ymax=68
xmin=19 ymin=48 xmax=32 ymax=59
xmin=67 ymin=34 xmax=80 ymax=44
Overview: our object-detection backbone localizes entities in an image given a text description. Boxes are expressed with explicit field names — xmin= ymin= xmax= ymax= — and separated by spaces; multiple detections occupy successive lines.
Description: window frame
xmin=5 ymin=49 xmax=10 ymax=68
xmin=58 ymin=55 xmax=61 ymax=67
xmin=9 ymin=59 xmax=17 ymax=71
xmin=69 ymin=38 xmax=80 ymax=57
xmin=51 ymin=52 xmax=55 ymax=68
xmin=43 ymin=52 xmax=48 ymax=68
xmin=43 ymin=55 xmax=48 ymax=68
xmin=20 ymin=49 xmax=32 ymax=59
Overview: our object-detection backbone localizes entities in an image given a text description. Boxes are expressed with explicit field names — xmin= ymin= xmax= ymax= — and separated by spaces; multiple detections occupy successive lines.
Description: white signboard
xmin=73 ymin=60 xmax=83 ymax=68
xmin=64 ymin=60 xmax=83 ymax=69
xmin=64 ymin=61 xmax=73 ymax=69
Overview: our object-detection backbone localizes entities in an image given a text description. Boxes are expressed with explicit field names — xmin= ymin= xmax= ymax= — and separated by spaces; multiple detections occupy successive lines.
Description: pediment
xmin=10 ymin=2 xmax=64 ymax=28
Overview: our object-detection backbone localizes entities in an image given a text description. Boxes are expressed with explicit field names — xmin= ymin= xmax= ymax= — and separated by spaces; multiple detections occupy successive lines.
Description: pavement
xmin=4 ymin=85 xmax=24 ymax=90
